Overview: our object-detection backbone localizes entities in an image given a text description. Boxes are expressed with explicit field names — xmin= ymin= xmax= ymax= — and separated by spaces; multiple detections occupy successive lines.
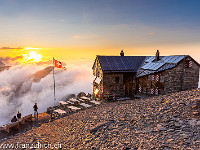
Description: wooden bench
xmin=54 ymin=109 xmax=66 ymax=115
xmin=90 ymin=100 xmax=101 ymax=105
xmin=80 ymin=96 xmax=91 ymax=101
xmin=80 ymin=103 xmax=92 ymax=108
xmin=58 ymin=101 xmax=69 ymax=106
xmin=67 ymin=106 xmax=81 ymax=112
xmin=0 ymin=121 xmax=20 ymax=133
xmin=69 ymin=98 xmax=80 ymax=105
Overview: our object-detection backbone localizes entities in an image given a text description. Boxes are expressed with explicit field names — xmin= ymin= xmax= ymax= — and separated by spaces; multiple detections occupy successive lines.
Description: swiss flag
xmin=54 ymin=59 xmax=62 ymax=68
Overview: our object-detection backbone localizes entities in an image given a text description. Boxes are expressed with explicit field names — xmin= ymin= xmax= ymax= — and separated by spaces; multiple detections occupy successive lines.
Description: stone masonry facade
xmin=164 ymin=57 xmax=199 ymax=94
xmin=103 ymin=73 xmax=125 ymax=97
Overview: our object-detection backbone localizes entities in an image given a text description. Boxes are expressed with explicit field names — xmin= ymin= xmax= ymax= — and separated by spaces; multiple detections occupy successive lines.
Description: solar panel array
xmin=161 ymin=56 xmax=185 ymax=63
xmin=97 ymin=55 xmax=186 ymax=76
xmin=141 ymin=62 xmax=165 ymax=71
xmin=137 ymin=55 xmax=186 ymax=77
xmin=145 ymin=56 xmax=156 ymax=62
xmin=98 ymin=56 xmax=146 ymax=72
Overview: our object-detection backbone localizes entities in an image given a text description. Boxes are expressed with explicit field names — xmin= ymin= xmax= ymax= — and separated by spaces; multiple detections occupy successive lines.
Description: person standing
xmin=17 ymin=111 xmax=21 ymax=119
xmin=33 ymin=103 xmax=38 ymax=120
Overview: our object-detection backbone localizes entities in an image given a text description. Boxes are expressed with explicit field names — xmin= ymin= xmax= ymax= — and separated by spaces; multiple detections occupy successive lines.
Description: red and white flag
xmin=54 ymin=59 xmax=62 ymax=68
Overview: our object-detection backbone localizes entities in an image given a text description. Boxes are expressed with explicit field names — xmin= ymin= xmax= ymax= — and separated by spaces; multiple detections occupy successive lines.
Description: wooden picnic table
xmin=58 ymin=101 xmax=68 ymax=105
xmin=78 ymin=98 xmax=86 ymax=102
xmin=69 ymin=98 xmax=80 ymax=105
xmin=90 ymin=100 xmax=101 ymax=105
xmin=69 ymin=98 xmax=79 ymax=103
xmin=80 ymin=96 xmax=91 ymax=101
xmin=80 ymin=103 xmax=92 ymax=108
xmin=67 ymin=106 xmax=81 ymax=111
xmin=66 ymin=101 xmax=74 ymax=105
xmin=54 ymin=109 xmax=66 ymax=114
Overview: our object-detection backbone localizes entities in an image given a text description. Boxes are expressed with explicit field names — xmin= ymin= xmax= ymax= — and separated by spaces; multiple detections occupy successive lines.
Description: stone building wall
xmin=182 ymin=58 xmax=199 ymax=90
xmin=103 ymin=73 xmax=125 ymax=97
xmin=164 ymin=63 xmax=183 ymax=94
xmin=92 ymin=57 xmax=104 ymax=98
xmin=164 ymin=57 xmax=199 ymax=94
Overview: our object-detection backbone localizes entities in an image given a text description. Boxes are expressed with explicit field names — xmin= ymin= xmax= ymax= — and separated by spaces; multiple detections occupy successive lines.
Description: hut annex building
xmin=92 ymin=50 xmax=200 ymax=99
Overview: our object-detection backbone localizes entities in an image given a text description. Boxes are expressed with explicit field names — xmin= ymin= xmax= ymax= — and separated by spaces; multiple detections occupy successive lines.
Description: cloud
xmin=147 ymin=32 xmax=155 ymax=36
xmin=0 ymin=47 xmax=23 ymax=50
xmin=0 ymin=56 xmax=23 ymax=65
xmin=36 ymin=60 xmax=52 ymax=66
xmin=0 ymin=55 xmax=53 ymax=66
xmin=73 ymin=35 xmax=79 ymax=39
xmin=59 ymin=20 xmax=65 ymax=22
xmin=0 ymin=64 xmax=93 ymax=126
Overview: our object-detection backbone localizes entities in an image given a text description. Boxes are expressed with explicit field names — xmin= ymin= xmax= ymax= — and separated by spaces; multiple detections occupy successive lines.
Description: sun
xmin=23 ymin=51 xmax=43 ymax=62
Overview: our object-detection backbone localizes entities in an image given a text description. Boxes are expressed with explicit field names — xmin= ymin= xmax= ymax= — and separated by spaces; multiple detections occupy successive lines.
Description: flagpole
xmin=53 ymin=57 xmax=56 ymax=105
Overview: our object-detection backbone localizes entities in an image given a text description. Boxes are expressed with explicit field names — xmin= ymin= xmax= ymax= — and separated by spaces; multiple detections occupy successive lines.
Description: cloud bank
xmin=0 ymin=65 xmax=92 ymax=126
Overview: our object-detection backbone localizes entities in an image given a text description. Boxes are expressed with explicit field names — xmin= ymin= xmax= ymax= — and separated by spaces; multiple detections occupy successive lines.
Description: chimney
xmin=120 ymin=50 xmax=124 ymax=56
xmin=156 ymin=50 xmax=160 ymax=61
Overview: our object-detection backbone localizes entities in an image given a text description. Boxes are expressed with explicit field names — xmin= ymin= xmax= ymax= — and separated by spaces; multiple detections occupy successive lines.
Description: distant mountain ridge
xmin=30 ymin=66 xmax=54 ymax=82
xmin=0 ymin=66 xmax=61 ymax=97
xmin=0 ymin=60 xmax=10 ymax=72
xmin=0 ymin=60 xmax=4 ymax=66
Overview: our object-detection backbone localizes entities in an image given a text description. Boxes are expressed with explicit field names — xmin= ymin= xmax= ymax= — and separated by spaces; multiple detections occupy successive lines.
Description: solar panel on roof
xmin=111 ymin=56 xmax=120 ymax=70
xmin=145 ymin=56 xmax=155 ymax=62
xmin=105 ymin=56 xmax=112 ymax=70
xmin=157 ymin=63 xmax=176 ymax=72
xmin=98 ymin=56 xmax=146 ymax=72
xmin=120 ymin=57 xmax=128 ymax=70
xmin=172 ymin=56 xmax=185 ymax=63
xmin=142 ymin=62 xmax=153 ymax=69
xmin=115 ymin=57 xmax=125 ymax=70
xmin=161 ymin=55 xmax=185 ymax=64
xmin=162 ymin=56 xmax=174 ymax=63
xmin=141 ymin=62 xmax=165 ymax=71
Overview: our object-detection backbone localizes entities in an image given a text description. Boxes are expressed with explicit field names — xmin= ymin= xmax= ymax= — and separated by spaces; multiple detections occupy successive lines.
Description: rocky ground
xmin=0 ymin=89 xmax=200 ymax=149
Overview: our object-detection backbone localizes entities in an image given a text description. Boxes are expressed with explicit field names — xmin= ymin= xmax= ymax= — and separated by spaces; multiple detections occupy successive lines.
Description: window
xmin=160 ymin=74 xmax=164 ymax=82
xmin=185 ymin=60 xmax=192 ymax=68
xmin=115 ymin=76 xmax=119 ymax=84
xmin=139 ymin=87 xmax=142 ymax=93
xmin=155 ymin=75 xmax=159 ymax=82
xmin=148 ymin=75 xmax=151 ymax=81
xmin=151 ymin=75 xmax=154 ymax=81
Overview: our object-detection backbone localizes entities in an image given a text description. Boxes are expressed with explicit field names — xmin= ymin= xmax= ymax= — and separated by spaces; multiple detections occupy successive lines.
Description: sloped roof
xmin=136 ymin=55 xmax=188 ymax=77
xmin=95 ymin=55 xmax=199 ymax=76
xmin=97 ymin=56 xmax=146 ymax=73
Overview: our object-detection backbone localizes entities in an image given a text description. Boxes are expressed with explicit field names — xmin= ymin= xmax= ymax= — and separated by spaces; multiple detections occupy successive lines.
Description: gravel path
xmin=0 ymin=89 xmax=200 ymax=149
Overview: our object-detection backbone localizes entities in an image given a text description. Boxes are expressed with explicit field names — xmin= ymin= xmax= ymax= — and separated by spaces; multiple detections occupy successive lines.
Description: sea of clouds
xmin=0 ymin=64 xmax=93 ymax=126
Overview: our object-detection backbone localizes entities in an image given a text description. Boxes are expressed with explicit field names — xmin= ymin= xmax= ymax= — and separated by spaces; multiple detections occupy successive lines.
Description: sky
xmin=0 ymin=0 xmax=200 ymax=66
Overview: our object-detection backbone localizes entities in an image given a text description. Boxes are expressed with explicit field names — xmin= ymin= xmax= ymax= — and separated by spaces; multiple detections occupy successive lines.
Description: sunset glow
xmin=0 ymin=0 xmax=199 ymax=65
xmin=23 ymin=51 xmax=43 ymax=62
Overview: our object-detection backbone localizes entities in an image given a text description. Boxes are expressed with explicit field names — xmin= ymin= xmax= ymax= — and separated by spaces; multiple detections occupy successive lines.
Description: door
xmin=125 ymin=80 xmax=133 ymax=96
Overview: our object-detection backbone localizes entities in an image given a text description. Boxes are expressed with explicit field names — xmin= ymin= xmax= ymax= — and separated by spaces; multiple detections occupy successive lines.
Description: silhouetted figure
xmin=17 ymin=111 xmax=21 ymax=119
xmin=11 ymin=116 xmax=17 ymax=123
xmin=33 ymin=103 xmax=38 ymax=120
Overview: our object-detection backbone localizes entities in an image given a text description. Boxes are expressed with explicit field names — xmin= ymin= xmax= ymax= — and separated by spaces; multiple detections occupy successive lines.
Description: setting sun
xmin=23 ymin=51 xmax=43 ymax=62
